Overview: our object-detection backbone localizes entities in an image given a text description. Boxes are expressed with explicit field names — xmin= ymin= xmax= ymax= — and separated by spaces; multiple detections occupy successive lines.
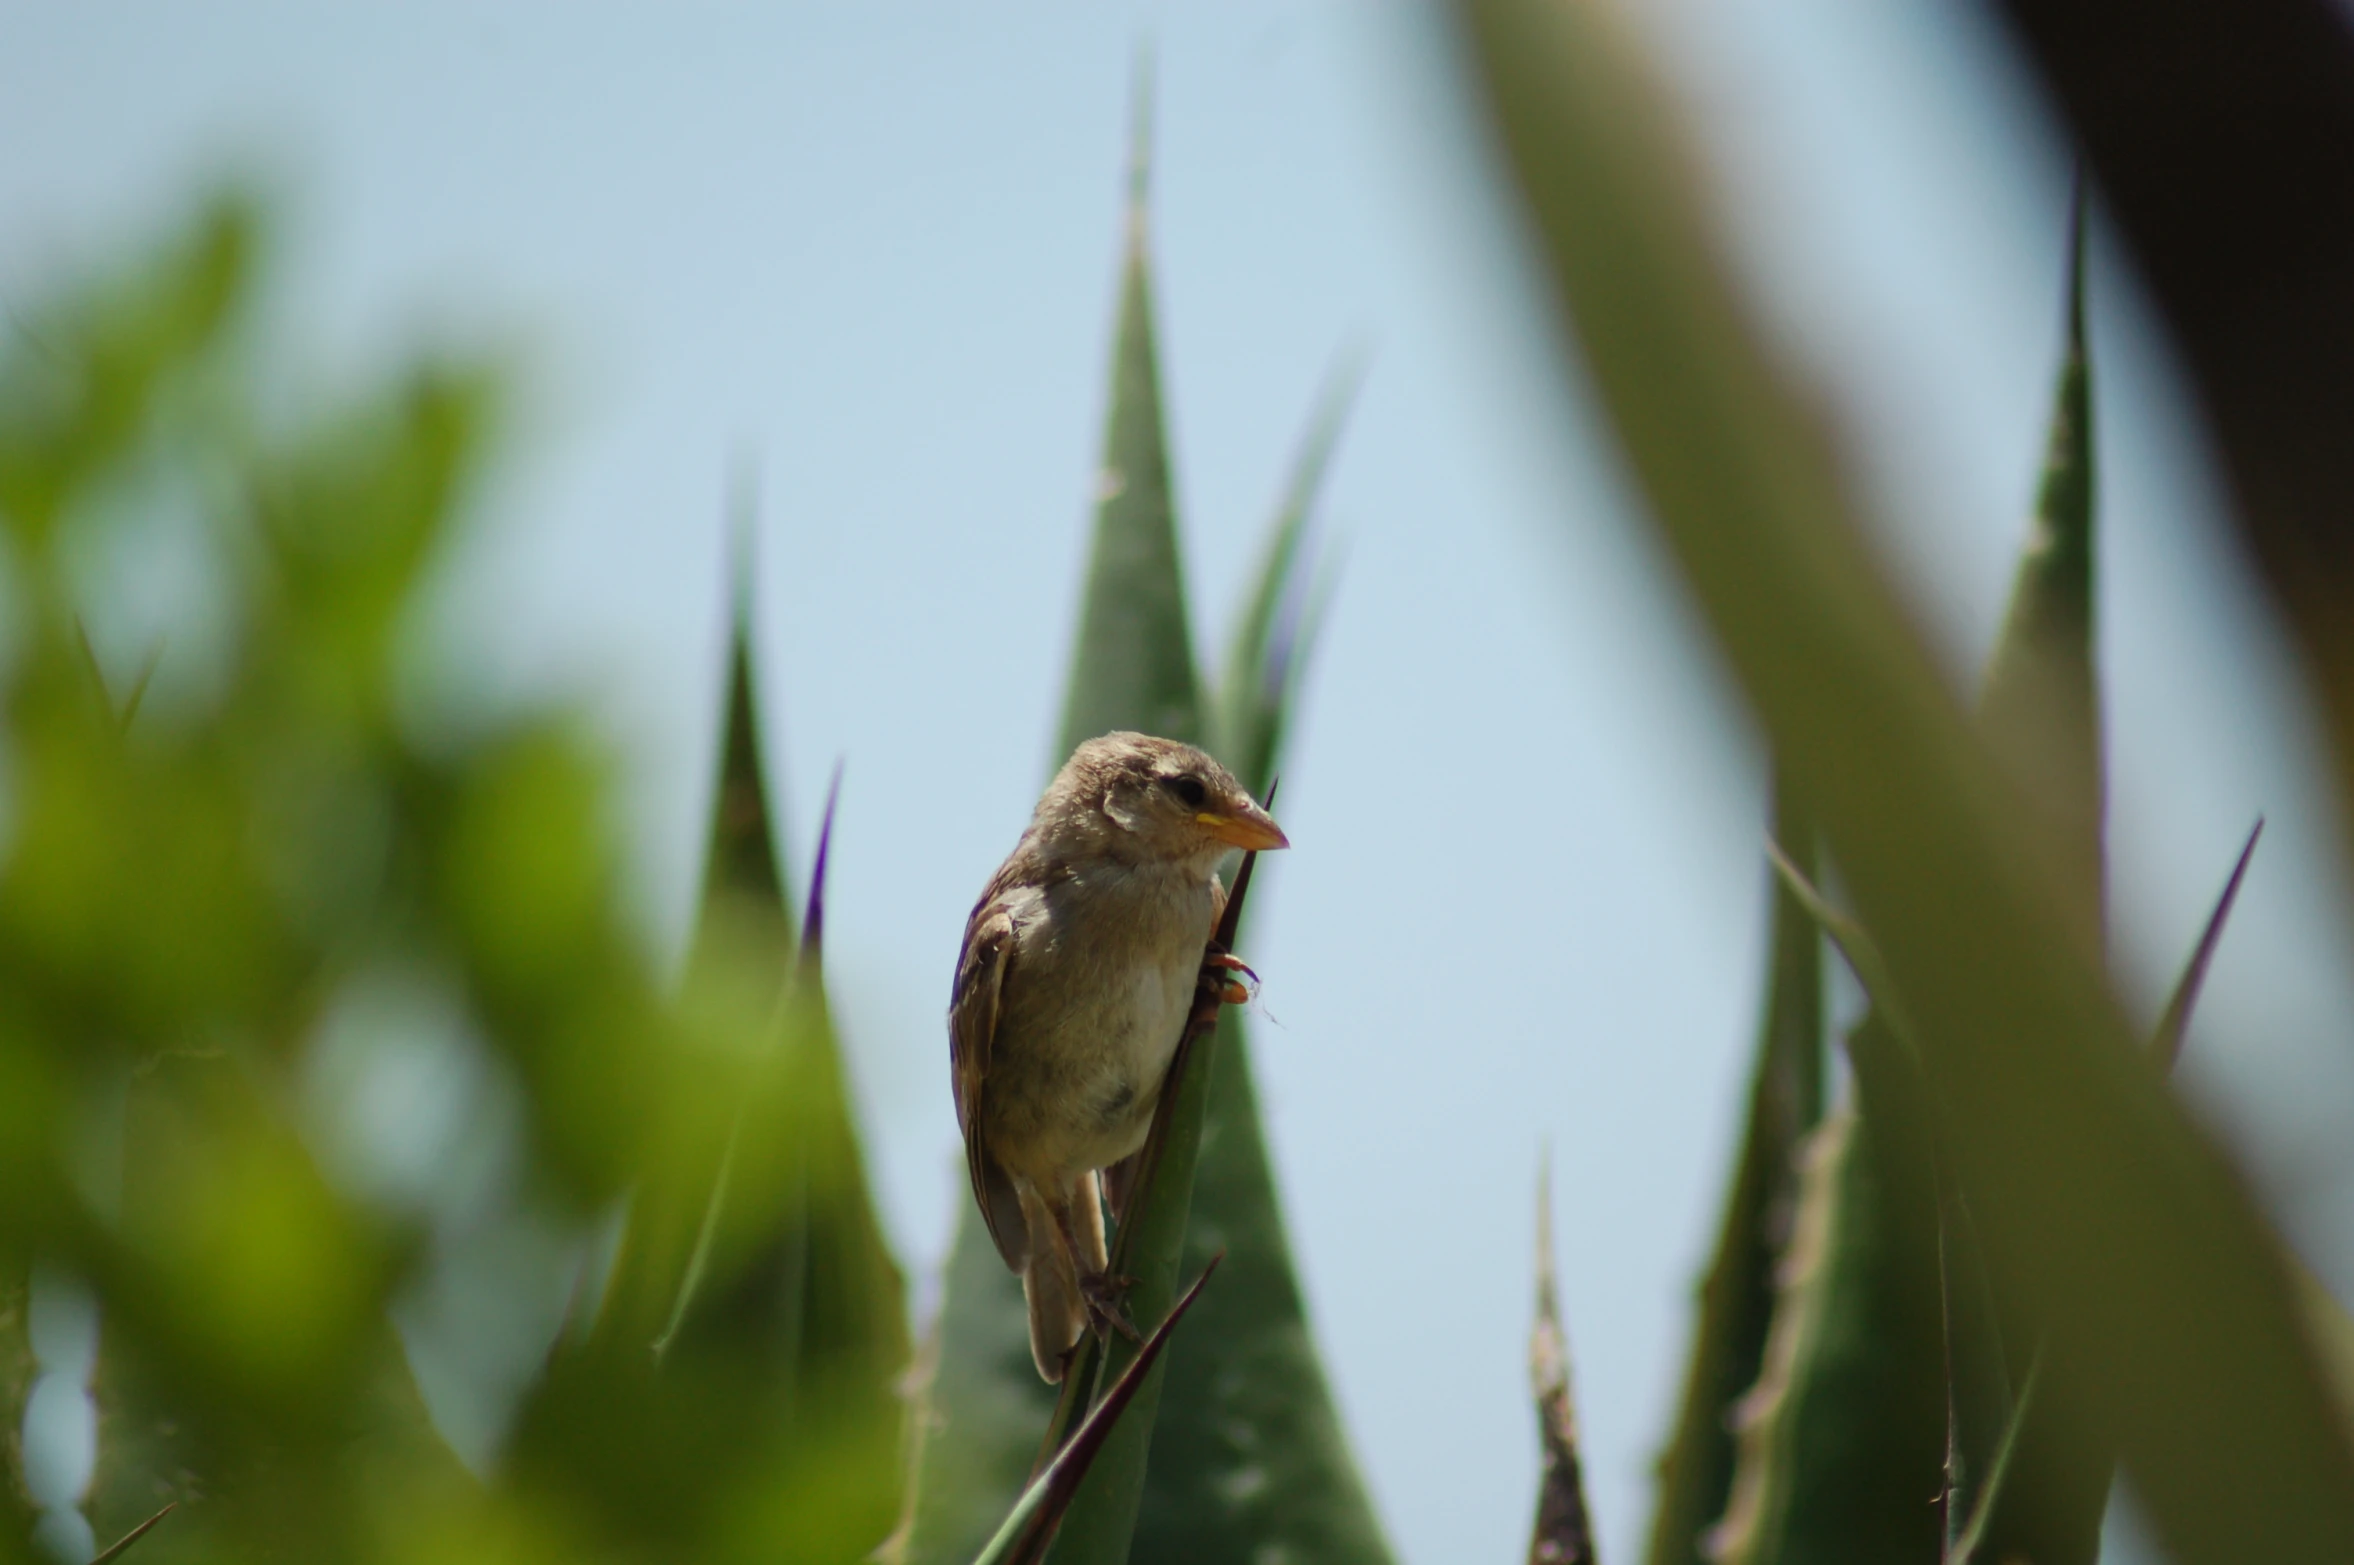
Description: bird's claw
xmin=1081 ymin=1270 xmax=1144 ymax=1344
xmin=1200 ymin=947 xmax=1259 ymax=1007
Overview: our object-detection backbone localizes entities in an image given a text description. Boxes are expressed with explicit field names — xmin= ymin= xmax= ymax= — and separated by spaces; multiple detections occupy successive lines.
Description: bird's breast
xmin=987 ymin=861 xmax=1216 ymax=1176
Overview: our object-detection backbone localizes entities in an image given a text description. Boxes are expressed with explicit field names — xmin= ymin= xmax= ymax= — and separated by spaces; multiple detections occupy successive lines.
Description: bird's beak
xmin=1196 ymin=803 xmax=1289 ymax=852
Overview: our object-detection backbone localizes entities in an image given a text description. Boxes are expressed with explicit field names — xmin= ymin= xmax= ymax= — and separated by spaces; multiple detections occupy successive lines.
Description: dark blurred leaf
xmin=1978 ymin=0 xmax=2354 ymax=849
xmin=1644 ymin=780 xmax=1825 ymax=1565
xmin=1529 ymin=1162 xmax=1597 ymax=1565
xmin=1458 ymin=7 xmax=2354 ymax=1559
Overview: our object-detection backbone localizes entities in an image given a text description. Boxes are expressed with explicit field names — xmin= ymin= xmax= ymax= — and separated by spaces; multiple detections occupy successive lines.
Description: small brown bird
xmin=949 ymin=732 xmax=1288 ymax=1382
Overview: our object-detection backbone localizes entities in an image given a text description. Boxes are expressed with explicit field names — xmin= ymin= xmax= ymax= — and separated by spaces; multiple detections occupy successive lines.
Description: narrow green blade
xmin=970 ymin=1260 xmax=1220 ymax=1565
xmin=1460 ymin=6 xmax=2354 ymax=1560
xmin=1643 ymin=780 xmax=1826 ymax=1565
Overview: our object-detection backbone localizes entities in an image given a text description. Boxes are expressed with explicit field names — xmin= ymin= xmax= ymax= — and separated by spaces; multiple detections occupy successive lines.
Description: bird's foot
xmin=1200 ymin=947 xmax=1260 ymax=1007
xmin=1081 ymin=1270 xmax=1144 ymax=1344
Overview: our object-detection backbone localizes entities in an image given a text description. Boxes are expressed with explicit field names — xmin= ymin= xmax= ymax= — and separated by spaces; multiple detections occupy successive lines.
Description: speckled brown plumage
xmin=948 ymin=732 xmax=1286 ymax=1382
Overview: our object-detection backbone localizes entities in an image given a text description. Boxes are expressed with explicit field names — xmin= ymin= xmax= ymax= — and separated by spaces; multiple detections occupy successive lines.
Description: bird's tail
xmin=1022 ymin=1243 xmax=1086 ymax=1383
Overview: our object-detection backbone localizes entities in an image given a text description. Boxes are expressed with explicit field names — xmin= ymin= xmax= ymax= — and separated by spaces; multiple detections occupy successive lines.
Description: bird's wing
xmin=950 ymin=887 xmax=1029 ymax=1270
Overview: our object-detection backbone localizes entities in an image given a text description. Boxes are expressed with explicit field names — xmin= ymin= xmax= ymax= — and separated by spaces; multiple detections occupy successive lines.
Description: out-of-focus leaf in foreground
xmin=528 ymin=537 xmax=906 ymax=1561
xmin=0 ymin=196 xmax=902 ymax=1565
xmin=1458 ymin=3 xmax=2354 ymax=1561
xmin=1643 ymin=780 xmax=1824 ymax=1565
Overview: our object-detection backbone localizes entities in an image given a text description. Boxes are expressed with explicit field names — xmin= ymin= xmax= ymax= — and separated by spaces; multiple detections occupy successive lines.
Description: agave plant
xmin=11 ymin=8 xmax=2354 ymax=1565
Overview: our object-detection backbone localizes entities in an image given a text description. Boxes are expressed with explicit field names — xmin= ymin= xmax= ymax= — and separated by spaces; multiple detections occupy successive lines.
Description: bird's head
xmin=1037 ymin=731 xmax=1288 ymax=869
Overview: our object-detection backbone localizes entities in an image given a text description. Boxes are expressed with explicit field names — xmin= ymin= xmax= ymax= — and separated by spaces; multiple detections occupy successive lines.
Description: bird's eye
xmin=1162 ymin=774 xmax=1209 ymax=810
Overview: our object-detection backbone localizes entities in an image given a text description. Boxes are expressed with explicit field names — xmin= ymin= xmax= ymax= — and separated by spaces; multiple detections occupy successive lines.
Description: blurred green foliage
xmin=0 ymin=196 xmax=901 ymax=1565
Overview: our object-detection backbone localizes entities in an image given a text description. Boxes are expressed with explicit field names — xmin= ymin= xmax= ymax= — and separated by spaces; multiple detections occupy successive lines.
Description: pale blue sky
xmin=7 ymin=6 xmax=2353 ymax=1563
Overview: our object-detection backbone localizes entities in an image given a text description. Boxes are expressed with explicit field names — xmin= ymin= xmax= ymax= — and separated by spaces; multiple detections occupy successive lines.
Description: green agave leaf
xmin=1458 ymin=9 xmax=2354 ymax=1560
xmin=1530 ymin=1161 xmax=1600 ymax=1565
xmin=911 ymin=100 xmax=1204 ymax=1565
xmin=1710 ymin=1096 xmax=1935 ymax=1565
xmin=1055 ymin=101 xmax=1203 ymax=762
xmin=1643 ymin=781 xmax=1826 ymax=1565
xmin=972 ymin=1259 xmax=1220 ymax=1565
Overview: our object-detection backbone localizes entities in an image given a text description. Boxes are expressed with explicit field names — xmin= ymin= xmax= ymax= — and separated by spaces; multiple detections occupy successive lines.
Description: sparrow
xmin=949 ymin=731 xmax=1288 ymax=1383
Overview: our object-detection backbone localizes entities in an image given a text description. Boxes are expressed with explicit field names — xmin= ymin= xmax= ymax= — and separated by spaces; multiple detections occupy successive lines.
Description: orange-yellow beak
xmin=1195 ymin=804 xmax=1289 ymax=852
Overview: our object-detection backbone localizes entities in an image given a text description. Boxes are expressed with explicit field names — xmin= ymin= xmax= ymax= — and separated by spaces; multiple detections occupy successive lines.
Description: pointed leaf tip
xmin=2153 ymin=818 xmax=2262 ymax=1067
xmin=977 ymin=1255 xmax=1222 ymax=1565
xmin=89 ymin=1502 xmax=177 ymax=1565
xmin=1529 ymin=1158 xmax=1596 ymax=1565
xmin=800 ymin=759 xmax=845 ymax=970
